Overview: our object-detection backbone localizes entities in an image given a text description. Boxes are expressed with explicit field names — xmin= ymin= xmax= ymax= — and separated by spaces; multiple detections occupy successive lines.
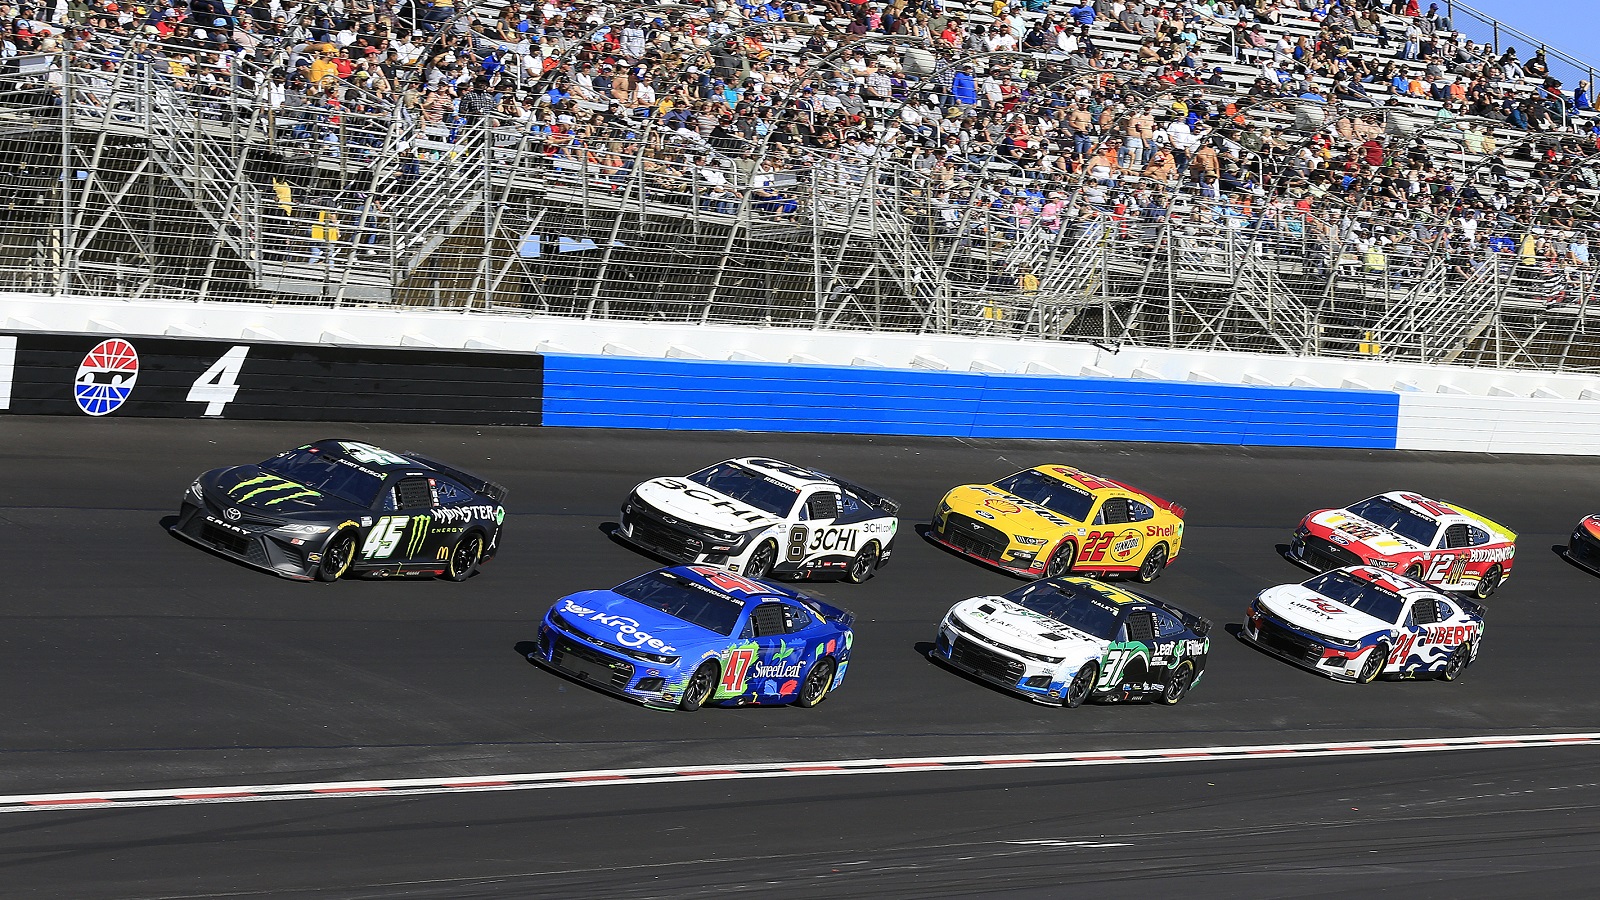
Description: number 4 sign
xmin=186 ymin=345 xmax=250 ymax=416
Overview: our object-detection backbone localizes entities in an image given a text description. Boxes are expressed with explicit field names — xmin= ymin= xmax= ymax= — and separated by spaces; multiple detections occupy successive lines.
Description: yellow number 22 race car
xmin=930 ymin=465 xmax=1185 ymax=582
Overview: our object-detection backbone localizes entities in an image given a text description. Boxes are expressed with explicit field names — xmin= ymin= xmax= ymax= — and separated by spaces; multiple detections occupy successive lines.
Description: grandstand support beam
xmin=55 ymin=59 xmax=75 ymax=295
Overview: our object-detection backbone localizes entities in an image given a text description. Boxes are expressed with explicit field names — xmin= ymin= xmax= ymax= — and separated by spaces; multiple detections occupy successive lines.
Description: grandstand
xmin=5 ymin=0 xmax=1600 ymax=369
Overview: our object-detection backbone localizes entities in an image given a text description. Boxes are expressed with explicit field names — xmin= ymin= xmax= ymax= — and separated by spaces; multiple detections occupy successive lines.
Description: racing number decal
xmin=700 ymin=570 xmax=767 ymax=595
xmin=1426 ymin=554 xmax=1468 ymax=585
xmin=1080 ymin=533 xmax=1113 ymax=562
xmin=185 ymin=345 xmax=250 ymax=416
xmin=1097 ymin=645 xmax=1148 ymax=690
xmin=722 ymin=648 xmax=756 ymax=693
xmin=788 ymin=526 xmax=808 ymax=562
xmin=361 ymin=516 xmax=409 ymax=559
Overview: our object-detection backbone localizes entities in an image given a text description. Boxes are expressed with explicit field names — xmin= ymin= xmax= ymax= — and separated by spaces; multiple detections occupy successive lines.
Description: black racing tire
xmin=1357 ymin=643 xmax=1389 ymax=684
xmin=443 ymin=531 xmax=484 ymax=582
xmin=678 ymin=662 xmax=718 ymax=712
xmin=844 ymin=542 xmax=879 ymax=584
xmin=1160 ymin=661 xmax=1194 ymax=705
xmin=795 ymin=657 xmax=837 ymax=708
xmin=316 ymin=531 xmax=358 ymax=582
xmin=743 ymin=540 xmax=778 ymax=580
xmin=1044 ymin=541 xmax=1076 ymax=579
xmin=1135 ymin=543 xmax=1169 ymax=583
xmin=1403 ymin=564 xmax=1424 ymax=580
xmin=1439 ymin=642 xmax=1471 ymax=682
xmin=1063 ymin=661 xmax=1098 ymax=708
xmin=1474 ymin=565 xmax=1501 ymax=600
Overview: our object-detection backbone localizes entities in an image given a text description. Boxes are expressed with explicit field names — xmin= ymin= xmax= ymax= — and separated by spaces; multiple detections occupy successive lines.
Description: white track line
xmin=4 ymin=732 xmax=1596 ymax=814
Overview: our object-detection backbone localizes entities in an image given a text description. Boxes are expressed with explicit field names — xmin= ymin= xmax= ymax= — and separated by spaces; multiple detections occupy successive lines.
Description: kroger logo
xmin=563 ymin=600 xmax=677 ymax=653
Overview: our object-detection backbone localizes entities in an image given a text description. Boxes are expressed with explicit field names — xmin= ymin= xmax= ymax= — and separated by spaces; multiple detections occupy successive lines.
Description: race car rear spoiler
xmin=404 ymin=452 xmax=510 ymax=504
xmin=1104 ymin=478 xmax=1184 ymax=520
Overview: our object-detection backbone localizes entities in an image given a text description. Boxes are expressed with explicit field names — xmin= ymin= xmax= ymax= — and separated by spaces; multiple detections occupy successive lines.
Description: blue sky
xmin=1457 ymin=1 xmax=1600 ymax=72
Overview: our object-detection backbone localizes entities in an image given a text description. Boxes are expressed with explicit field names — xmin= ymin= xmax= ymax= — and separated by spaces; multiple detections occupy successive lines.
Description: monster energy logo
xmin=406 ymin=515 xmax=431 ymax=557
xmin=231 ymin=474 xmax=321 ymax=506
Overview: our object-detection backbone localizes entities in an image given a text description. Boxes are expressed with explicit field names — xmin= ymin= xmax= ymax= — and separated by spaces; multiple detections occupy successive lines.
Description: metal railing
xmin=6 ymin=46 xmax=1600 ymax=371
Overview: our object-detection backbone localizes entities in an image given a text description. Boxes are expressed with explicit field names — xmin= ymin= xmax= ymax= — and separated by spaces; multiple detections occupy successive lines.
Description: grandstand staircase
xmin=1374 ymin=258 xmax=1504 ymax=363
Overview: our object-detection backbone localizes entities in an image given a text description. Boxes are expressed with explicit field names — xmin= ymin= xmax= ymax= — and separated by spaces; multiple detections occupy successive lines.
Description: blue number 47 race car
xmin=531 ymin=566 xmax=854 ymax=711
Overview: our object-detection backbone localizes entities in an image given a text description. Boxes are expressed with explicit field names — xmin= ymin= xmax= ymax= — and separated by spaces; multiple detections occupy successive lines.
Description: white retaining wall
xmin=6 ymin=292 xmax=1600 ymax=455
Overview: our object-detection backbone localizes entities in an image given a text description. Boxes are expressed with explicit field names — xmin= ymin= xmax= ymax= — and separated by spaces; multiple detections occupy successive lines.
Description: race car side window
xmin=1150 ymin=608 xmax=1185 ymax=638
xmin=804 ymin=492 xmax=840 ymax=522
xmin=1125 ymin=609 xmax=1156 ymax=642
xmin=781 ymin=605 xmax=813 ymax=633
xmin=1094 ymin=498 xmax=1131 ymax=526
xmin=1442 ymin=523 xmax=1473 ymax=549
xmin=393 ymin=476 xmax=433 ymax=511
xmin=1467 ymin=525 xmax=1492 ymax=546
xmin=432 ymin=478 xmax=472 ymax=505
xmin=750 ymin=603 xmax=788 ymax=638
xmin=1409 ymin=599 xmax=1441 ymax=626
xmin=1438 ymin=599 xmax=1459 ymax=620
xmin=1127 ymin=501 xmax=1155 ymax=522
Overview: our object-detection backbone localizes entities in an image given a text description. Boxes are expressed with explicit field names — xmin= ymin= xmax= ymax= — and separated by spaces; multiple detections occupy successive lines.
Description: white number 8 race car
xmin=616 ymin=457 xmax=900 ymax=583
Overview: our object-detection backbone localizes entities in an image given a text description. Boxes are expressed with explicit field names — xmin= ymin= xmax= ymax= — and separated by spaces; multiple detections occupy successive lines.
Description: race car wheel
xmin=744 ymin=541 xmax=778 ymax=580
xmin=443 ymin=532 xmax=483 ymax=582
xmin=1439 ymin=642 xmax=1472 ymax=682
xmin=844 ymin=542 xmax=879 ymax=584
xmin=1474 ymin=566 xmax=1501 ymax=600
xmin=678 ymin=662 xmax=718 ymax=712
xmin=795 ymin=658 xmax=836 ymax=708
xmin=1403 ymin=564 xmax=1424 ymax=580
xmin=1063 ymin=661 xmax=1098 ymax=708
xmin=1044 ymin=541 xmax=1076 ymax=579
xmin=1135 ymin=543 xmax=1169 ymax=583
xmin=1160 ymin=662 xmax=1194 ymax=705
xmin=316 ymin=531 xmax=358 ymax=582
xmin=1357 ymin=644 xmax=1389 ymax=684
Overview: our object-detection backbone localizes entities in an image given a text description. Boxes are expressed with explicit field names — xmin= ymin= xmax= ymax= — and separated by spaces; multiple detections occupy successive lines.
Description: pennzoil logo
xmin=230 ymin=474 xmax=321 ymax=506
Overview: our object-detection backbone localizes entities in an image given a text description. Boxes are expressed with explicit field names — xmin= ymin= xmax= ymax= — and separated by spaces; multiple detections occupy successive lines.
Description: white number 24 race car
xmin=617 ymin=457 xmax=900 ymax=583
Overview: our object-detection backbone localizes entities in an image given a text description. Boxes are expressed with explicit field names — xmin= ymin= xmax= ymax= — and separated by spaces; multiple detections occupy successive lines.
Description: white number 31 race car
xmin=616 ymin=457 xmax=900 ymax=584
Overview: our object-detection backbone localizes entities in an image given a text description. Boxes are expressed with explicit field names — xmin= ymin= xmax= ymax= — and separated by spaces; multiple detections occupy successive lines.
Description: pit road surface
xmin=3 ymin=417 xmax=1598 ymax=897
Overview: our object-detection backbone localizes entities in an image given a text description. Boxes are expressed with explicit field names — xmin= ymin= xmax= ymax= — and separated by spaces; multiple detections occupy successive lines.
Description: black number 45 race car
xmin=170 ymin=439 xmax=508 ymax=582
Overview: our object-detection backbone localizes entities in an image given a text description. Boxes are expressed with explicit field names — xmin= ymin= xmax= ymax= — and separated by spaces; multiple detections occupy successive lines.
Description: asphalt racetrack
xmin=4 ymin=417 xmax=1600 ymax=898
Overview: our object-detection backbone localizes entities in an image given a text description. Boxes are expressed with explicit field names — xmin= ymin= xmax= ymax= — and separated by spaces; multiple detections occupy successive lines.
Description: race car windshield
xmin=1305 ymin=571 xmax=1405 ymax=622
xmin=1346 ymin=496 xmax=1439 ymax=546
xmin=259 ymin=449 xmax=385 ymax=507
xmin=612 ymin=571 xmax=745 ymax=635
xmin=1004 ymin=581 xmax=1122 ymax=641
xmin=686 ymin=462 xmax=800 ymax=517
xmin=992 ymin=470 xmax=1096 ymax=522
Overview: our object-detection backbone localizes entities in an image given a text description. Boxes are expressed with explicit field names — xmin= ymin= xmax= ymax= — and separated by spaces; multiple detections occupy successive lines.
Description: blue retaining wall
xmin=543 ymin=354 xmax=1400 ymax=448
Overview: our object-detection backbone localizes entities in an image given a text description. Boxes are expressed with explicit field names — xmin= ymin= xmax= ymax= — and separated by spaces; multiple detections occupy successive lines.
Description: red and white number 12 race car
xmin=1287 ymin=491 xmax=1516 ymax=600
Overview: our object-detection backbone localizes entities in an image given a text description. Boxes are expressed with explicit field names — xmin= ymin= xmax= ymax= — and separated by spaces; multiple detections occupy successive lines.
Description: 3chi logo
xmin=74 ymin=339 xmax=140 ymax=416
xmin=223 ymin=508 xmax=242 ymax=522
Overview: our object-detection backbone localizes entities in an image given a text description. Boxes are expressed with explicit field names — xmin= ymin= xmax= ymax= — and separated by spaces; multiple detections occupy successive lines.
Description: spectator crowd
xmin=7 ymin=0 xmax=1600 ymax=305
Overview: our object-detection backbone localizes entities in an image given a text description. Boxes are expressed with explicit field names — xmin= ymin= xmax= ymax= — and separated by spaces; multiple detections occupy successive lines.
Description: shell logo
xmin=984 ymin=498 xmax=1021 ymax=514
xmin=74 ymin=339 xmax=140 ymax=416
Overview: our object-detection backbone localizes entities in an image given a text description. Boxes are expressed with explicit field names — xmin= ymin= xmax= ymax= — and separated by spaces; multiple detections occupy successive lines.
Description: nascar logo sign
xmin=73 ymin=339 xmax=139 ymax=416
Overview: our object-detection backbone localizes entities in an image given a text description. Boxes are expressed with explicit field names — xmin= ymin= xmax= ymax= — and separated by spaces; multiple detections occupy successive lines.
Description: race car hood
xmin=202 ymin=465 xmax=361 ymax=516
xmin=949 ymin=596 xmax=1105 ymax=663
xmin=551 ymin=590 xmax=726 ymax=657
xmin=1583 ymin=515 xmax=1600 ymax=541
xmin=944 ymin=484 xmax=1079 ymax=538
xmin=1306 ymin=508 xmax=1426 ymax=558
xmin=634 ymin=477 xmax=783 ymax=533
xmin=1256 ymin=584 xmax=1394 ymax=643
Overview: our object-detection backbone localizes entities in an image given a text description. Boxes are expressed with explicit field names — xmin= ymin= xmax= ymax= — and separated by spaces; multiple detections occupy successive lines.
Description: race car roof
xmin=730 ymin=457 xmax=836 ymax=490
xmin=1326 ymin=564 xmax=1457 ymax=602
xmin=304 ymin=439 xmax=432 ymax=473
xmin=1369 ymin=491 xmax=1515 ymax=539
xmin=1032 ymin=464 xmax=1184 ymax=517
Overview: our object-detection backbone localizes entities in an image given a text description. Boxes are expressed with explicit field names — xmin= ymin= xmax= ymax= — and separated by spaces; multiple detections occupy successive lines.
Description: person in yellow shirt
xmin=309 ymin=45 xmax=340 ymax=88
